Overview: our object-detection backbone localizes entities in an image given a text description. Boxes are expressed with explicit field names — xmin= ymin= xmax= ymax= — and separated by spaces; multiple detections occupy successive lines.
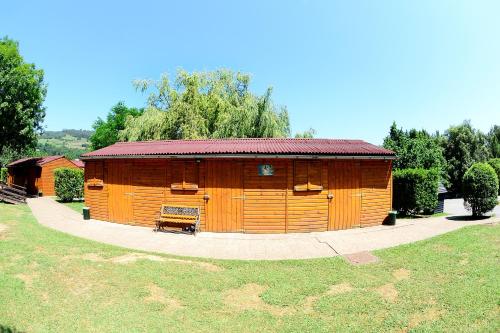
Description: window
xmin=293 ymin=160 xmax=323 ymax=191
xmin=171 ymin=161 xmax=199 ymax=190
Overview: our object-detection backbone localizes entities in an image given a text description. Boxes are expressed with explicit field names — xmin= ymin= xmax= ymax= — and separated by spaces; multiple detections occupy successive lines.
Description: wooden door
xmin=328 ymin=161 xmax=361 ymax=230
xmin=205 ymin=160 xmax=244 ymax=232
xmin=108 ymin=161 xmax=134 ymax=223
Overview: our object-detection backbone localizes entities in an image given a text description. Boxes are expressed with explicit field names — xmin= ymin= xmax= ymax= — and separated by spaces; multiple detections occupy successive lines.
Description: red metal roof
xmin=81 ymin=139 xmax=394 ymax=159
xmin=38 ymin=156 xmax=64 ymax=165
xmin=72 ymin=159 xmax=85 ymax=168
xmin=7 ymin=156 xmax=64 ymax=167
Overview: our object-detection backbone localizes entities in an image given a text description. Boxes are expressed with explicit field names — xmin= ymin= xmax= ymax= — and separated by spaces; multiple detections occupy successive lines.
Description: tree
xmin=54 ymin=168 xmax=84 ymax=202
xmin=443 ymin=121 xmax=491 ymax=194
xmin=89 ymin=102 xmax=143 ymax=150
xmin=383 ymin=122 xmax=446 ymax=171
xmin=295 ymin=128 xmax=316 ymax=138
xmin=462 ymin=162 xmax=498 ymax=216
xmin=119 ymin=69 xmax=290 ymax=141
xmin=393 ymin=168 xmax=440 ymax=215
xmin=487 ymin=158 xmax=500 ymax=194
xmin=487 ymin=125 xmax=500 ymax=158
xmin=0 ymin=37 xmax=46 ymax=166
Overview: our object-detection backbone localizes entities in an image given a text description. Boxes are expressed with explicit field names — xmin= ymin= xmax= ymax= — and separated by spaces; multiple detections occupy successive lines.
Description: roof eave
xmin=81 ymin=153 xmax=396 ymax=161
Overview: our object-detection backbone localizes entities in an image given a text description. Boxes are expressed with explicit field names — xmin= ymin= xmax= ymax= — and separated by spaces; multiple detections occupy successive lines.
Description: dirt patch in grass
xmin=224 ymin=283 xmax=292 ymax=316
xmin=16 ymin=273 xmax=37 ymax=289
xmin=110 ymin=253 xmax=165 ymax=264
xmin=303 ymin=283 xmax=354 ymax=313
xmin=162 ymin=258 xmax=222 ymax=272
xmin=326 ymin=283 xmax=353 ymax=295
xmin=77 ymin=252 xmax=221 ymax=271
xmin=393 ymin=268 xmax=411 ymax=281
xmin=459 ymin=258 xmax=469 ymax=266
xmin=0 ymin=223 xmax=9 ymax=239
xmin=375 ymin=283 xmax=398 ymax=302
xmin=344 ymin=251 xmax=380 ymax=265
xmin=145 ymin=284 xmax=183 ymax=310
xmin=66 ymin=276 xmax=94 ymax=296
xmin=404 ymin=307 xmax=445 ymax=331
xmin=433 ymin=244 xmax=453 ymax=253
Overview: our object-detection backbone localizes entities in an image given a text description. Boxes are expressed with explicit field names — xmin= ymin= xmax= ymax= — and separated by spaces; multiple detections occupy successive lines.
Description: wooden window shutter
xmin=307 ymin=161 xmax=323 ymax=191
xmin=170 ymin=161 xmax=184 ymax=190
xmin=183 ymin=161 xmax=199 ymax=190
xmin=294 ymin=161 xmax=308 ymax=191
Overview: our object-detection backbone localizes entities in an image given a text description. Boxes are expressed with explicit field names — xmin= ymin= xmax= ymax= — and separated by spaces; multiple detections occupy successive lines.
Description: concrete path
xmin=27 ymin=197 xmax=498 ymax=260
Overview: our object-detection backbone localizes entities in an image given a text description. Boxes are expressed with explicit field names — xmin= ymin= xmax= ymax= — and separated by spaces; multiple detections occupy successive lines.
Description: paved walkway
xmin=27 ymin=197 xmax=498 ymax=260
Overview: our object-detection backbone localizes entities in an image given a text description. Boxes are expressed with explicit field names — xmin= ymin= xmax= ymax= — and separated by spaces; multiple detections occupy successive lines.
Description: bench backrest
xmin=160 ymin=205 xmax=199 ymax=220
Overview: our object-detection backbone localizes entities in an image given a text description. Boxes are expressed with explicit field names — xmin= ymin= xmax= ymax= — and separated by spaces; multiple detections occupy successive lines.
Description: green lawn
xmin=0 ymin=203 xmax=499 ymax=332
xmin=60 ymin=200 xmax=85 ymax=214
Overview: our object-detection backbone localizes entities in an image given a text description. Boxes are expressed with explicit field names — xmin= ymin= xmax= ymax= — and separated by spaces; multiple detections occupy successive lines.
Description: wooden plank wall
xmin=165 ymin=161 xmax=206 ymax=229
xmin=286 ymin=160 xmax=329 ymax=232
xmin=84 ymin=161 xmax=109 ymax=220
xmin=84 ymin=158 xmax=392 ymax=232
xmin=360 ymin=160 xmax=392 ymax=227
xmin=329 ymin=161 xmax=362 ymax=230
xmin=243 ymin=160 xmax=287 ymax=233
xmin=131 ymin=159 xmax=166 ymax=226
xmin=40 ymin=158 xmax=80 ymax=196
xmin=206 ymin=160 xmax=244 ymax=232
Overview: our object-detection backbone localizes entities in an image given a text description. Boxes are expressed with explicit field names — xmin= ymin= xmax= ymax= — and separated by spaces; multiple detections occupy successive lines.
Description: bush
xmin=462 ymin=162 xmax=498 ymax=216
xmin=0 ymin=167 xmax=7 ymax=183
xmin=54 ymin=168 xmax=84 ymax=202
xmin=487 ymin=158 xmax=500 ymax=194
xmin=393 ymin=168 xmax=440 ymax=215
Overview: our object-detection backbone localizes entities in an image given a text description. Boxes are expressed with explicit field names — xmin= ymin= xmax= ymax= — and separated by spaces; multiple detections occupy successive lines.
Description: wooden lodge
xmin=81 ymin=139 xmax=395 ymax=233
xmin=7 ymin=156 xmax=82 ymax=196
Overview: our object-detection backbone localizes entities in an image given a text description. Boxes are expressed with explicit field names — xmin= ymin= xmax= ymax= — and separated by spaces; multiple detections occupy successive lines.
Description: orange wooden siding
xmin=329 ymin=161 xmax=362 ymax=230
xmin=360 ymin=160 xmax=392 ymax=227
xmin=206 ymin=160 xmax=244 ymax=232
xmin=84 ymin=158 xmax=393 ymax=233
xmin=84 ymin=160 xmax=108 ymax=220
xmin=286 ymin=160 xmax=329 ymax=232
xmin=243 ymin=160 xmax=287 ymax=233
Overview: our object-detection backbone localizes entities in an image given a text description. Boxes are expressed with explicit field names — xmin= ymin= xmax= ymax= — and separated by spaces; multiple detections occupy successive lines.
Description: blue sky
xmin=1 ymin=0 xmax=499 ymax=144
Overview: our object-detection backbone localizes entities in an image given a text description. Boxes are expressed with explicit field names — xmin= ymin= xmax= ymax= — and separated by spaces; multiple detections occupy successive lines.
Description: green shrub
xmin=54 ymin=168 xmax=84 ymax=202
xmin=462 ymin=162 xmax=498 ymax=216
xmin=393 ymin=168 xmax=440 ymax=215
xmin=0 ymin=167 xmax=7 ymax=183
xmin=487 ymin=158 xmax=500 ymax=194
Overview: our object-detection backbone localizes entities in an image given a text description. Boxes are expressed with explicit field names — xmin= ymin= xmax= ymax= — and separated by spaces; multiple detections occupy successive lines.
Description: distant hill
xmin=38 ymin=129 xmax=93 ymax=160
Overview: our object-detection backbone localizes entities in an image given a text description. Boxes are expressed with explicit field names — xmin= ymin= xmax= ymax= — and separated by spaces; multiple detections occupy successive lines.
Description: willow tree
xmin=0 ymin=37 xmax=46 ymax=165
xmin=120 ymin=69 xmax=290 ymax=141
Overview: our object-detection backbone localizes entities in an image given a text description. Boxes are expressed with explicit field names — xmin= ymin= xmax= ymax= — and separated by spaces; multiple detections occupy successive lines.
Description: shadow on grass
xmin=446 ymin=215 xmax=491 ymax=221
xmin=1 ymin=324 xmax=23 ymax=333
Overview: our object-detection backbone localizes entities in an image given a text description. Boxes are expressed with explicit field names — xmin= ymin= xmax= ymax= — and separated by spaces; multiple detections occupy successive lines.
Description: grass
xmin=0 ymin=203 xmax=499 ymax=332
xmin=60 ymin=200 xmax=85 ymax=213
xmin=398 ymin=212 xmax=449 ymax=219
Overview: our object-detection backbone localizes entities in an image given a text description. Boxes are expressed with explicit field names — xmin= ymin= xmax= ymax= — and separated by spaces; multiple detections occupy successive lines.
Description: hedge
xmin=0 ymin=167 xmax=7 ymax=183
xmin=463 ymin=162 xmax=498 ymax=216
xmin=487 ymin=158 xmax=500 ymax=194
xmin=54 ymin=167 xmax=84 ymax=202
xmin=393 ymin=168 xmax=440 ymax=215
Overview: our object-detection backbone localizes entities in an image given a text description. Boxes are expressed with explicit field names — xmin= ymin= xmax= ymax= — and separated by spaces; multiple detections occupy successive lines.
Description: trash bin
xmin=385 ymin=210 xmax=397 ymax=225
xmin=83 ymin=207 xmax=90 ymax=220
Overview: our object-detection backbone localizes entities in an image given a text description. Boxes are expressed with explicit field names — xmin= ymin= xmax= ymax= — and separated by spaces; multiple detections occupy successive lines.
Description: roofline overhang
xmin=81 ymin=154 xmax=396 ymax=161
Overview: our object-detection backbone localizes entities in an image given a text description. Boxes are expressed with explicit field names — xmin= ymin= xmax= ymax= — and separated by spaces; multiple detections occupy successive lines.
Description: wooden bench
xmin=155 ymin=204 xmax=200 ymax=235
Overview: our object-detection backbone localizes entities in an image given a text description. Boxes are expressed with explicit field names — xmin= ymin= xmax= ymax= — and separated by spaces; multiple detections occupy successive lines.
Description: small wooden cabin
xmin=7 ymin=156 xmax=82 ymax=196
xmin=81 ymin=139 xmax=395 ymax=233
